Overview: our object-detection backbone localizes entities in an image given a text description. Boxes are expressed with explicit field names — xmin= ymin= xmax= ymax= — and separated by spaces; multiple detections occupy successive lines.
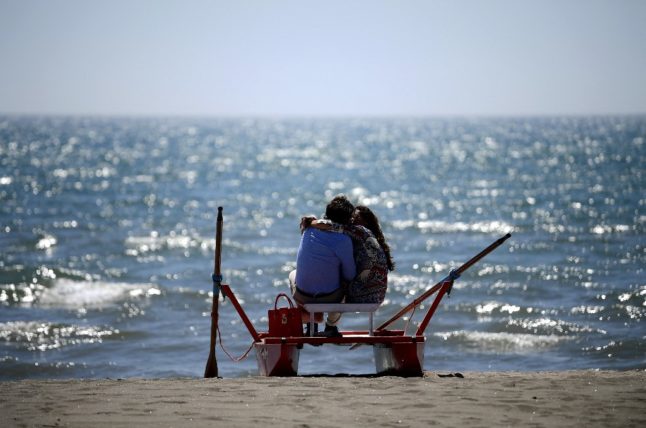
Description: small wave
xmin=590 ymin=224 xmax=632 ymax=235
xmin=125 ymin=234 xmax=294 ymax=257
xmin=0 ymin=321 xmax=118 ymax=351
xmin=476 ymin=301 xmax=522 ymax=315
xmin=35 ymin=233 xmax=57 ymax=250
xmin=475 ymin=264 xmax=511 ymax=276
xmin=391 ymin=219 xmax=513 ymax=234
xmin=125 ymin=233 xmax=208 ymax=255
xmin=505 ymin=317 xmax=602 ymax=335
xmin=0 ymin=279 xmax=160 ymax=309
xmin=622 ymin=305 xmax=645 ymax=321
xmin=434 ymin=330 xmax=569 ymax=353
xmin=38 ymin=279 xmax=160 ymax=308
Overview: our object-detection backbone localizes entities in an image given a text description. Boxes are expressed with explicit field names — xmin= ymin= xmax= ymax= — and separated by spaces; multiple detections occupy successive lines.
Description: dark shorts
xmin=288 ymin=270 xmax=344 ymax=305
xmin=292 ymin=286 xmax=345 ymax=305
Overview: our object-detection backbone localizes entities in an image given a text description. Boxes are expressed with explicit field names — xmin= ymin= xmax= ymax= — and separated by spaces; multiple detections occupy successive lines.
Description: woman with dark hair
xmin=306 ymin=205 xmax=394 ymax=304
xmin=352 ymin=206 xmax=395 ymax=272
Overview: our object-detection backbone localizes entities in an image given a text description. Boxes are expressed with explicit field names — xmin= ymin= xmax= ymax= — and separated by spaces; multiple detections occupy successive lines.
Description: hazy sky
xmin=1 ymin=0 xmax=645 ymax=116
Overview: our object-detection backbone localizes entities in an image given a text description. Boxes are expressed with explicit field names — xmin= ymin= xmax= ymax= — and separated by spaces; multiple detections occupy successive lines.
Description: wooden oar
xmin=204 ymin=207 xmax=224 ymax=378
xmin=376 ymin=233 xmax=512 ymax=332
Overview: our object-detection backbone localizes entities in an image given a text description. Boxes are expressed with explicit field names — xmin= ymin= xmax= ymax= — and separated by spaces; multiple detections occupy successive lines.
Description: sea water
xmin=0 ymin=116 xmax=644 ymax=379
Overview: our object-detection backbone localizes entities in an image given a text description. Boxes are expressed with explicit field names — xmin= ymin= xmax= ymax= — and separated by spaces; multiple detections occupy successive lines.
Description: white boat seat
xmin=302 ymin=303 xmax=381 ymax=337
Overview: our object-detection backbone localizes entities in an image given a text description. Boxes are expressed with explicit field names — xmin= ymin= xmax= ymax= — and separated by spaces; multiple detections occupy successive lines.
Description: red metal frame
xmin=415 ymin=280 xmax=452 ymax=336
xmin=217 ymin=282 xmax=428 ymax=376
xmin=220 ymin=284 xmax=261 ymax=342
xmin=378 ymin=233 xmax=512 ymax=335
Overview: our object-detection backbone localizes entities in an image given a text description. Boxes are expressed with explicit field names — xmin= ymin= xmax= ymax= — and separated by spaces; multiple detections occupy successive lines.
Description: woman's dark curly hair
xmin=353 ymin=205 xmax=395 ymax=271
xmin=324 ymin=195 xmax=355 ymax=225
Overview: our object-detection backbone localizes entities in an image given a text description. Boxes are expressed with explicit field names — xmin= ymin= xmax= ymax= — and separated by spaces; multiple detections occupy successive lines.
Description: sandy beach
xmin=1 ymin=370 xmax=644 ymax=427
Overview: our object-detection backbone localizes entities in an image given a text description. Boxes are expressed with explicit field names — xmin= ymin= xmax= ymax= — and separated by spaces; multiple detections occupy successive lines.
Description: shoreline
xmin=1 ymin=370 xmax=644 ymax=427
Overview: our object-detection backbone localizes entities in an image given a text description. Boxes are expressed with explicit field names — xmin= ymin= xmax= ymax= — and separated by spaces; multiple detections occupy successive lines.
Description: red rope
xmin=217 ymin=326 xmax=254 ymax=362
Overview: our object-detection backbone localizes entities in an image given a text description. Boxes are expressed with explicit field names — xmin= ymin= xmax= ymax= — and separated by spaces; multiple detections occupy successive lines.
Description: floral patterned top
xmin=313 ymin=220 xmax=388 ymax=303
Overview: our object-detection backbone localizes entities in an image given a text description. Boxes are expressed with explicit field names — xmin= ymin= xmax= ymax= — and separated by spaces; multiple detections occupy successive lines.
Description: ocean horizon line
xmin=2 ymin=111 xmax=646 ymax=121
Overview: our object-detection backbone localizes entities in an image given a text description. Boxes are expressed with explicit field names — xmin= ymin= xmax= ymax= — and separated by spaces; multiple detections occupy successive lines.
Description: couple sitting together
xmin=288 ymin=195 xmax=395 ymax=337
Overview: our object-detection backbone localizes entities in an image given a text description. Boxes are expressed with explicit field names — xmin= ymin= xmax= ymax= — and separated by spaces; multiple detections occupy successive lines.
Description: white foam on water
xmin=475 ymin=301 xmax=522 ymax=315
xmin=506 ymin=317 xmax=602 ymax=335
xmin=391 ymin=219 xmax=513 ymax=234
xmin=591 ymin=224 xmax=632 ymax=234
xmin=35 ymin=233 xmax=57 ymax=250
xmin=124 ymin=233 xmax=293 ymax=257
xmin=124 ymin=233 xmax=208 ymax=255
xmin=37 ymin=279 xmax=160 ymax=309
xmin=434 ymin=330 xmax=570 ymax=353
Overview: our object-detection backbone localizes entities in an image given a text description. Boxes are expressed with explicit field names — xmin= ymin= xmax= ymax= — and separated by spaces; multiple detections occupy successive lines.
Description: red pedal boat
xmin=204 ymin=207 xmax=511 ymax=377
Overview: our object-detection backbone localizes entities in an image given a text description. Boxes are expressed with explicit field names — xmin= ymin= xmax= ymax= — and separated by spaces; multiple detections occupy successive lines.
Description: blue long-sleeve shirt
xmin=295 ymin=228 xmax=356 ymax=295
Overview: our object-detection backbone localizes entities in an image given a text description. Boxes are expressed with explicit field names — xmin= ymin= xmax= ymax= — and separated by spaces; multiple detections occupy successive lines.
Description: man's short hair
xmin=325 ymin=195 xmax=355 ymax=225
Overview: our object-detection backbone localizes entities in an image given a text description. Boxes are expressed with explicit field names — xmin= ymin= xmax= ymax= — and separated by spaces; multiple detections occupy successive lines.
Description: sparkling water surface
xmin=0 ymin=116 xmax=644 ymax=379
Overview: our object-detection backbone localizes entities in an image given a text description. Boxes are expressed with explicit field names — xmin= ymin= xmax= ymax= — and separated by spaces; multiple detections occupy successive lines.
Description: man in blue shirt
xmin=289 ymin=195 xmax=356 ymax=337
